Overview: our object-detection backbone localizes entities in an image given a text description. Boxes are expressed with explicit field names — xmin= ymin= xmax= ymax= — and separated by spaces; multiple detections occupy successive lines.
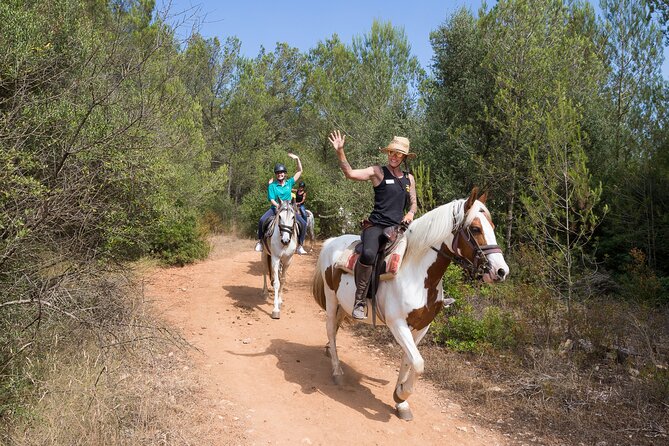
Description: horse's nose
xmin=497 ymin=268 xmax=506 ymax=279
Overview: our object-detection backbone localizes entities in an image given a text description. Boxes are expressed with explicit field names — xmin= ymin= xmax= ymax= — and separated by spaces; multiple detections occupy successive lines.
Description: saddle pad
xmin=262 ymin=218 xmax=276 ymax=239
xmin=334 ymin=235 xmax=408 ymax=281
xmin=333 ymin=242 xmax=359 ymax=274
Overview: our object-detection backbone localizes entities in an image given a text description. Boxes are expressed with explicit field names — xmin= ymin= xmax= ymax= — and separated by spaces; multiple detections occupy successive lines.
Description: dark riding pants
xmin=360 ymin=225 xmax=388 ymax=266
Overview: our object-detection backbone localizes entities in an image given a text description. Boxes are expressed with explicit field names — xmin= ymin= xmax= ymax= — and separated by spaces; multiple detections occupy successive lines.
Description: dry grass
xmin=3 ymin=288 xmax=247 ymax=446
xmin=354 ymin=297 xmax=669 ymax=446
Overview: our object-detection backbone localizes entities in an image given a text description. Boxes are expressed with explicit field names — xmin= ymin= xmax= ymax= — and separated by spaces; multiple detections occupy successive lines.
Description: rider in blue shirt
xmin=255 ymin=153 xmax=308 ymax=255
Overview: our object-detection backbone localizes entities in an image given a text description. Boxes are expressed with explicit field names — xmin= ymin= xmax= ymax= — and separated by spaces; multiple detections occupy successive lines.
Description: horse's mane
xmin=275 ymin=200 xmax=295 ymax=218
xmin=403 ymin=198 xmax=473 ymax=261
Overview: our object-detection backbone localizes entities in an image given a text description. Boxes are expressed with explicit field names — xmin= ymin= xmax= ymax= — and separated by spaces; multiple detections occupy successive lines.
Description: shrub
xmin=431 ymin=264 xmax=521 ymax=352
xmin=203 ymin=194 xmax=237 ymax=234
xmin=432 ymin=303 xmax=484 ymax=352
xmin=149 ymin=212 xmax=209 ymax=266
xmin=619 ymin=248 xmax=667 ymax=305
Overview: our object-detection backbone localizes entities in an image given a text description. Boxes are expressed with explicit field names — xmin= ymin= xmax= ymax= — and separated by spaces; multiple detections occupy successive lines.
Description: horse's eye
xmin=470 ymin=227 xmax=481 ymax=234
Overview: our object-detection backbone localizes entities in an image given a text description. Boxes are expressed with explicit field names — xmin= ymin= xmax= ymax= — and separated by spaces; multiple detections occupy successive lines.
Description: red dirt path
xmin=144 ymin=234 xmax=508 ymax=445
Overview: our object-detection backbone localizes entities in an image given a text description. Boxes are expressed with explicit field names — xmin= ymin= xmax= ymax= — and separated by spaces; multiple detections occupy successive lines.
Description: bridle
xmin=430 ymin=223 xmax=503 ymax=281
xmin=277 ymin=204 xmax=297 ymax=242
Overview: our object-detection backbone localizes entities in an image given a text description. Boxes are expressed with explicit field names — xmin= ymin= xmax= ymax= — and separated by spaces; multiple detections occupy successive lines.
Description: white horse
xmin=262 ymin=200 xmax=299 ymax=319
xmin=305 ymin=209 xmax=315 ymax=250
xmin=311 ymin=188 xmax=509 ymax=420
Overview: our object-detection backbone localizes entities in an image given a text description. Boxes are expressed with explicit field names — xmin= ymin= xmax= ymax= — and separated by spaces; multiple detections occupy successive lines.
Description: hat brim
xmin=379 ymin=147 xmax=417 ymax=159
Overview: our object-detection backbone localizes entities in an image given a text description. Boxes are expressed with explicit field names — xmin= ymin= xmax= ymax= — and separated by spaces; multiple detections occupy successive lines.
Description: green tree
xmin=647 ymin=0 xmax=669 ymax=44
xmin=521 ymin=92 xmax=606 ymax=335
xmin=595 ymin=0 xmax=666 ymax=275
xmin=425 ymin=7 xmax=493 ymax=203
xmin=0 ymin=0 xmax=218 ymax=415
xmin=425 ymin=1 xmax=606 ymax=250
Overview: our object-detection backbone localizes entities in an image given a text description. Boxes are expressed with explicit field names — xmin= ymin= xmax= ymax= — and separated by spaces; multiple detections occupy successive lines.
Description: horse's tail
xmin=311 ymin=259 xmax=326 ymax=311
xmin=311 ymin=238 xmax=333 ymax=311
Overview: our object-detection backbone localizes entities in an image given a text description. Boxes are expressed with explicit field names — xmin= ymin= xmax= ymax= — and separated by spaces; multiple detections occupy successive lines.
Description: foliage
xmin=2 ymin=0 xmax=669 ymax=440
xmin=149 ymin=211 xmax=210 ymax=266
xmin=648 ymin=0 xmax=669 ymax=44
xmin=593 ymin=0 xmax=668 ymax=281
xmin=0 ymin=0 xmax=219 ymax=422
xmin=431 ymin=265 xmax=521 ymax=352
xmin=520 ymin=91 xmax=606 ymax=334
xmin=432 ymin=303 xmax=520 ymax=353
xmin=618 ymin=248 xmax=668 ymax=305
xmin=413 ymin=161 xmax=436 ymax=215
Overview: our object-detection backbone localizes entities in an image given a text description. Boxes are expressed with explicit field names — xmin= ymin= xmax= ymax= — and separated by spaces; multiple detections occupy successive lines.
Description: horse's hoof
xmin=396 ymin=406 xmax=413 ymax=421
xmin=332 ymin=374 xmax=344 ymax=386
xmin=271 ymin=311 xmax=280 ymax=319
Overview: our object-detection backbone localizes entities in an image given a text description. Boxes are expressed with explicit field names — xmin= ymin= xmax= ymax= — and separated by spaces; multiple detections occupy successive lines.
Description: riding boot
xmin=353 ymin=261 xmax=373 ymax=319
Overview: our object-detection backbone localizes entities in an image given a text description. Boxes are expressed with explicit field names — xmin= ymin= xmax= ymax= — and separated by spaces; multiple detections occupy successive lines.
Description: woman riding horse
xmin=255 ymin=153 xmax=307 ymax=256
xmin=312 ymin=187 xmax=509 ymax=420
xmin=328 ymin=130 xmax=418 ymax=319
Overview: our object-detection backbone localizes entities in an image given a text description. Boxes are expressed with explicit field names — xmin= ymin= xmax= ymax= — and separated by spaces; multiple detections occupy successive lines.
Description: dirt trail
xmin=144 ymin=235 xmax=508 ymax=446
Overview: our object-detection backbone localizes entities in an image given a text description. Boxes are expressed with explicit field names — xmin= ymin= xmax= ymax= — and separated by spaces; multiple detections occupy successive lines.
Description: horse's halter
xmin=431 ymin=220 xmax=503 ymax=281
xmin=277 ymin=204 xmax=296 ymax=244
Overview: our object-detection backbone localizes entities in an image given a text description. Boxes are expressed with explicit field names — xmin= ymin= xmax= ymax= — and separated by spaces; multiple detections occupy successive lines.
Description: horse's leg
xmin=387 ymin=321 xmax=428 ymax=421
xmin=324 ymin=288 xmax=344 ymax=385
xmin=262 ymin=252 xmax=270 ymax=297
xmin=308 ymin=218 xmax=315 ymax=251
xmin=278 ymin=258 xmax=289 ymax=308
xmin=270 ymin=257 xmax=282 ymax=319
xmin=394 ymin=326 xmax=430 ymax=400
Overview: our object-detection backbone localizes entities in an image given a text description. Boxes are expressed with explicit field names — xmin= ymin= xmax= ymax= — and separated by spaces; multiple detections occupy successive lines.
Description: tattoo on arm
xmin=409 ymin=177 xmax=418 ymax=213
xmin=338 ymin=159 xmax=351 ymax=172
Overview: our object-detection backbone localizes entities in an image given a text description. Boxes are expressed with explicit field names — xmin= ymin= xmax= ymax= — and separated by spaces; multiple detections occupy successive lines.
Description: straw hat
xmin=379 ymin=136 xmax=417 ymax=159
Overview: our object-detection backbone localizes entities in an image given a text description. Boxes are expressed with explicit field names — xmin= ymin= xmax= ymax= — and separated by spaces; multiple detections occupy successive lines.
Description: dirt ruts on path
xmin=144 ymin=234 xmax=508 ymax=445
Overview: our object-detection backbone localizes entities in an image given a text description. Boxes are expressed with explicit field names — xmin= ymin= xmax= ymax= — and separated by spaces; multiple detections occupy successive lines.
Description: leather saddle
xmin=335 ymin=224 xmax=408 ymax=285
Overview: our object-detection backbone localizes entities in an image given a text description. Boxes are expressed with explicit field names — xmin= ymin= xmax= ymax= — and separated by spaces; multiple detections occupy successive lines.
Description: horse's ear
xmin=479 ymin=190 xmax=488 ymax=204
xmin=465 ymin=187 xmax=479 ymax=212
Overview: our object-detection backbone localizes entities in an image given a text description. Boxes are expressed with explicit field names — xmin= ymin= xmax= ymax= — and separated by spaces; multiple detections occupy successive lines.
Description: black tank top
xmin=295 ymin=190 xmax=305 ymax=204
xmin=368 ymin=166 xmax=410 ymax=227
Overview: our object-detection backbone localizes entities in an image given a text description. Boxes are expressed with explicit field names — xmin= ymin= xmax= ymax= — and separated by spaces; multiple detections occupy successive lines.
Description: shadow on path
xmin=229 ymin=339 xmax=394 ymax=421
xmin=223 ymin=285 xmax=273 ymax=318
xmin=246 ymin=257 xmax=265 ymax=277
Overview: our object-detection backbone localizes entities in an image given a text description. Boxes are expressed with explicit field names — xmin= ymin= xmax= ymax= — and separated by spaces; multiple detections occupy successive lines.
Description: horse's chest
xmin=404 ymin=277 xmax=445 ymax=331
xmin=406 ymin=300 xmax=444 ymax=330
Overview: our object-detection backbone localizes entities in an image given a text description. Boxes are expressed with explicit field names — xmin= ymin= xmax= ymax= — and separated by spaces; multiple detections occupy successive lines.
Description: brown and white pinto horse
xmin=311 ymin=188 xmax=509 ymax=420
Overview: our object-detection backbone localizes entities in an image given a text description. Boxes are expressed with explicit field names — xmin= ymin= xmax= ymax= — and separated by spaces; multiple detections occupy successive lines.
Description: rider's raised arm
xmin=288 ymin=153 xmax=302 ymax=183
xmin=329 ymin=130 xmax=383 ymax=185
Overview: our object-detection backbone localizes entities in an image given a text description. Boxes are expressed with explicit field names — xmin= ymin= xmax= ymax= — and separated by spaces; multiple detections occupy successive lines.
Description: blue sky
xmin=161 ymin=0 xmax=668 ymax=80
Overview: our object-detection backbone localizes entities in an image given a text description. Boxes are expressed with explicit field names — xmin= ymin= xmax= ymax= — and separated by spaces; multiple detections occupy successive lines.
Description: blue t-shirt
xmin=268 ymin=178 xmax=295 ymax=207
